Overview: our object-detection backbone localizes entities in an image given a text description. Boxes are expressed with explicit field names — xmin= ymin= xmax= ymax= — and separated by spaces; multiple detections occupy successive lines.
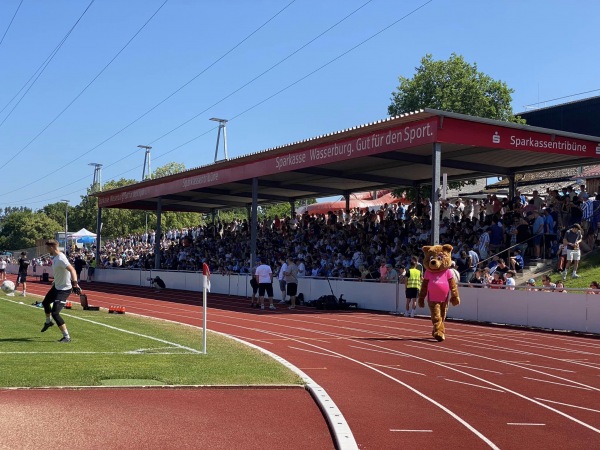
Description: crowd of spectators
xmin=76 ymin=183 xmax=599 ymax=291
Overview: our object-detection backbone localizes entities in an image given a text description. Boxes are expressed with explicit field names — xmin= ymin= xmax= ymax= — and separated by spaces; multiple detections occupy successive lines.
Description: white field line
xmin=3 ymin=297 xmax=202 ymax=354
xmin=507 ymin=423 xmax=545 ymax=426
xmin=441 ymin=364 xmax=504 ymax=375
xmin=287 ymin=346 xmax=342 ymax=358
xmin=390 ymin=429 xmax=432 ymax=432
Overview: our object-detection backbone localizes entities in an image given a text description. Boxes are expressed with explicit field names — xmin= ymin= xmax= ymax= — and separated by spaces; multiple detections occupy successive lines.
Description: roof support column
xmin=431 ymin=143 xmax=441 ymax=245
xmin=290 ymin=200 xmax=295 ymax=218
xmin=211 ymin=209 xmax=216 ymax=225
xmin=250 ymin=177 xmax=258 ymax=267
xmin=154 ymin=197 xmax=162 ymax=270
xmin=508 ymin=176 xmax=516 ymax=203
xmin=344 ymin=192 xmax=350 ymax=215
xmin=95 ymin=207 xmax=102 ymax=266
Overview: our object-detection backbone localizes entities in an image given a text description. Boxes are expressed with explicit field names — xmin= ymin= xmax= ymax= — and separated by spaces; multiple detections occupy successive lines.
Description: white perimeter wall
xmin=9 ymin=265 xmax=598 ymax=335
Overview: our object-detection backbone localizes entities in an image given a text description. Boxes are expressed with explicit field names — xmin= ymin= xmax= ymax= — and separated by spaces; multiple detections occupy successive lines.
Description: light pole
xmin=137 ymin=145 xmax=152 ymax=180
xmin=60 ymin=199 xmax=69 ymax=255
xmin=88 ymin=163 xmax=103 ymax=193
xmin=210 ymin=118 xmax=228 ymax=162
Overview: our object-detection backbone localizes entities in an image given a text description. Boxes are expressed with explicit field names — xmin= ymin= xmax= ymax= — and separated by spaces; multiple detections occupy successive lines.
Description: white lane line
xmin=288 ymin=346 xmax=342 ymax=358
xmin=507 ymin=423 xmax=545 ymax=426
xmin=348 ymin=345 xmax=407 ymax=356
xmin=390 ymin=429 xmax=432 ymax=432
xmin=443 ymin=364 xmax=504 ymax=375
xmin=523 ymin=377 xmax=593 ymax=391
xmin=367 ymin=362 xmax=425 ymax=376
xmin=509 ymin=362 xmax=575 ymax=373
xmin=535 ymin=398 xmax=600 ymax=413
xmin=445 ymin=379 xmax=505 ymax=393
xmin=248 ymin=331 xmax=499 ymax=449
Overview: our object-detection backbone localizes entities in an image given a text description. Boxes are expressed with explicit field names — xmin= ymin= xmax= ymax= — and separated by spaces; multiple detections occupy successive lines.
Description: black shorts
xmin=286 ymin=282 xmax=298 ymax=296
xmin=258 ymin=282 xmax=274 ymax=297
xmin=405 ymin=288 xmax=419 ymax=298
xmin=249 ymin=277 xmax=259 ymax=293
xmin=17 ymin=273 xmax=27 ymax=283
xmin=42 ymin=286 xmax=71 ymax=324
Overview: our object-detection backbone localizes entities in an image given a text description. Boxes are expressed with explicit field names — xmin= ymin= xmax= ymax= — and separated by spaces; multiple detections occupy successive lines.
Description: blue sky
xmin=0 ymin=0 xmax=598 ymax=211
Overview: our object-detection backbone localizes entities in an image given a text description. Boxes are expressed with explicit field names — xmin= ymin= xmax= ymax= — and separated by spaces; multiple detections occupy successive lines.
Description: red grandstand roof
xmin=95 ymin=109 xmax=600 ymax=213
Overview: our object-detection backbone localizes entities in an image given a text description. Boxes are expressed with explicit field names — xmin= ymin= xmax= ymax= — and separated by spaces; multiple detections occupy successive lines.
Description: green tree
xmin=388 ymin=53 xmax=525 ymax=123
xmin=0 ymin=211 xmax=62 ymax=250
xmin=99 ymin=178 xmax=141 ymax=238
xmin=388 ymin=53 xmax=525 ymax=200
xmin=153 ymin=162 xmax=186 ymax=178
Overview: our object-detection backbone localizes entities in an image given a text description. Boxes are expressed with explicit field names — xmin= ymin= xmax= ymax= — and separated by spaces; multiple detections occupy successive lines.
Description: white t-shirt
xmin=505 ymin=277 xmax=515 ymax=290
xmin=278 ymin=262 xmax=288 ymax=281
xmin=0 ymin=259 xmax=6 ymax=270
xmin=255 ymin=264 xmax=273 ymax=284
xmin=52 ymin=252 xmax=73 ymax=291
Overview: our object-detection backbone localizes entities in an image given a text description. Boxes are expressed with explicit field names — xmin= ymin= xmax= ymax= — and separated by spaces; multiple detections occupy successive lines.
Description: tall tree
xmin=388 ymin=53 xmax=524 ymax=123
xmin=0 ymin=211 xmax=62 ymax=250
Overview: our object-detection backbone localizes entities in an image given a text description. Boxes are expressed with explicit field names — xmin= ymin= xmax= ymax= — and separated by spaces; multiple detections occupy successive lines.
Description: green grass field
xmin=0 ymin=295 xmax=302 ymax=388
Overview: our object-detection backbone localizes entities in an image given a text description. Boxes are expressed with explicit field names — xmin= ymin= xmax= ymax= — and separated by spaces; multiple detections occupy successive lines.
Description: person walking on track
xmin=40 ymin=240 xmax=82 ymax=343
xmin=405 ymin=259 xmax=422 ymax=317
xmin=255 ymin=257 xmax=275 ymax=310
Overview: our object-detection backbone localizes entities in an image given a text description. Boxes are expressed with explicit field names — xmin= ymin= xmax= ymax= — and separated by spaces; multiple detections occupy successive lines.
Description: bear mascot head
xmin=417 ymin=244 xmax=460 ymax=342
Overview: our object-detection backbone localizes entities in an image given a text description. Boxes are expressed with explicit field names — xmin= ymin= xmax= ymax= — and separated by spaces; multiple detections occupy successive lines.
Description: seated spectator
xmin=504 ymin=270 xmax=516 ymax=290
xmin=509 ymin=249 xmax=524 ymax=272
xmin=489 ymin=271 xmax=504 ymax=289
xmin=555 ymin=281 xmax=567 ymax=293
xmin=587 ymin=281 xmax=600 ymax=294
xmin=526 ymin=278 xmax=537 ymax=291
xmin=469 ymin=268 xmax=485 ymax=287
xmin=540 ymin=275 xmax=556 ymax=292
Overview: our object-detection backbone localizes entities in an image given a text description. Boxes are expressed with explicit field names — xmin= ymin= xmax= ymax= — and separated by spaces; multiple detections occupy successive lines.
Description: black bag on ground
xmin=315 ymin=295 xmax=338 ymax=310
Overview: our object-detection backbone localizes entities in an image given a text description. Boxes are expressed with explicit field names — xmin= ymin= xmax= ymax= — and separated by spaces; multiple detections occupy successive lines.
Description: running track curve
xmin=5 ymin=278 xmax=600 ymax=449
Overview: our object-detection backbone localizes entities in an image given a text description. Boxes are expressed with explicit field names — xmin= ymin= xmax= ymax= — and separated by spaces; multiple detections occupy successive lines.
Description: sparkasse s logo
xmin=492 ymin=132 xmax=501 ymax=144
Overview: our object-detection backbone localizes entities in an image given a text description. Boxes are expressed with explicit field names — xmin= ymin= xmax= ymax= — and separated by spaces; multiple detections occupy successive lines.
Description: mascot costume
xmin=418 ymin=244 xmax=460 ymax=342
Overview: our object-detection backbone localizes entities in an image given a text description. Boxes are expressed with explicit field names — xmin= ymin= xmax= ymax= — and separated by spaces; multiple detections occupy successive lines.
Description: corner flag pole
xmin=202 ymin=263 xmax=210 ymax=354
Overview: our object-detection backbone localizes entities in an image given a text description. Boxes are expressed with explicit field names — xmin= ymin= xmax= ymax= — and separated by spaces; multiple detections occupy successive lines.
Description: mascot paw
xmin=450 ymin=297 xmax=460 ymax=306
xmin=418 ymin=300 xmax=424 ymax=309
xmin=434 ymin=333 xmax=445 ymax=342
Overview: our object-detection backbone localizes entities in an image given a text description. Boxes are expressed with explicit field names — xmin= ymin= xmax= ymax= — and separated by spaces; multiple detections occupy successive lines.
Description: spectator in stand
xmin=531 ymin=190 xmax=544 ymax=211
xmin=540 ymin=275 xmax=556 ymax=292
xmin=509 ymin=249 xmax=524 ymax=273
xmin=476 ymin=229 xmax=490 ymax=261
xmin=587 ymin=281 xmax=600 ymax=294
xmin=562 ymin=223 xmax=583 ymax=280
xmin=531 ymin=210 xmax=545 ymax=260
xmin=504 ymin=270 xmax=516 ymax=290
xmin=489 ymin=217 xmax=504 ymax=254
xmin=455 ymin=251 xmax=471 ymax=283
xmin=526 ymin=278 xmax=537 ymax=291
xmin=489 ymin=271 xmax=504 ymax=289
xmin=555 ymin=281 xmax=567 ymax=293
xmin=469 ymin=268 xmax=486 ymax=287
xmin=378 ymin=259 xmax=388 ymax=282
xmin=383 ymin=263 xmax=398 ymax=283
xmin=495 ymin=258 xmax=509 ymax=279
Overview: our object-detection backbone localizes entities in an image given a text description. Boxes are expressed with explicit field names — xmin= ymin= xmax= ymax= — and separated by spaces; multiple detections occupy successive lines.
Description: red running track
xmin=6 ymin=277 xmax=600 ymax=449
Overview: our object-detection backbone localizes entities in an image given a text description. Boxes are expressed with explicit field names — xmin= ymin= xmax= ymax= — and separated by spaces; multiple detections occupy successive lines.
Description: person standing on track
xmin=40 ymin=239 xmax=82 ymax=343
xmin=255 ymin=257 xmax=275 ymax=310
xmin=404 ymin=259 xmax=422 ymax=317
xmin=0 ymin=257 xmax=7 ymax=281
xmin=14 ymin=252 xmax=30 ymax=297
xmin=284 ymin=256 xmax=299 ymax=310
xmin=277 ymin=257 xmax=288 ymax=304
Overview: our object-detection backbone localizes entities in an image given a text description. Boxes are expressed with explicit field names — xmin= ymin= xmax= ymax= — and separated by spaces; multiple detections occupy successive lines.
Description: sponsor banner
xmin=438 ymin=117 xmax=600 ymax=157
xmin=98 ymin=118 xmax=438 ymax=207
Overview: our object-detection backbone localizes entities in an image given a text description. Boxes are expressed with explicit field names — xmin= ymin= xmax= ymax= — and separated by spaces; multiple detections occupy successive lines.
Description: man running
xmin=40 ymin=240 xmax=82 ymax=343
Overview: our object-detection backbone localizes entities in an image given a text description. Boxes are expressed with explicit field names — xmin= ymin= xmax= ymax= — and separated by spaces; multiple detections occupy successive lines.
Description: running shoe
xmin=58 ymin=336 xmax=71 ymax=343
xmin=41 ymin=322 xmax=54 ymax=332
xmin=269 ymin=305 xmax=276 ymax=310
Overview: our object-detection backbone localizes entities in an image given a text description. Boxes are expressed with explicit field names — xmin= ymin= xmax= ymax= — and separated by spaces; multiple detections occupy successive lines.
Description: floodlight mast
xmin=60 ymin=199 xmax=69 ymax=254
xmin=210 ymin=118 xmax=228 ymax=162
xmin=88 ymin=163 xmax=103 ymax=193
xmin=138 ymin=145 xmax=152 ymax=180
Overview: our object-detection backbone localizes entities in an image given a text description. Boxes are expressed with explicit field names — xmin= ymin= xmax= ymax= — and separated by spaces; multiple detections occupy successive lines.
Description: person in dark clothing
xmin=151 ymin=276 xmax=166 ymax=290
xmin=15 ymin=252 xmax=30 ymax=297
xmin=73 ymin=256 xmax=86 ymax=281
